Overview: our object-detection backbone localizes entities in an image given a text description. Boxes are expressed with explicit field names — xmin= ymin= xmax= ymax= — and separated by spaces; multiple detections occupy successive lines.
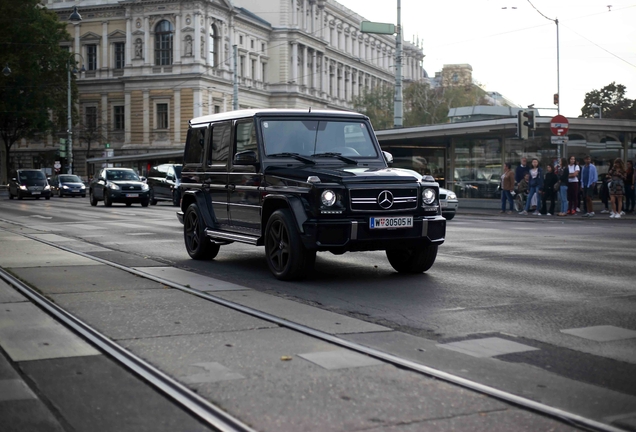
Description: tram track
xmin=0 ymin=225 xmax=628 ymax=432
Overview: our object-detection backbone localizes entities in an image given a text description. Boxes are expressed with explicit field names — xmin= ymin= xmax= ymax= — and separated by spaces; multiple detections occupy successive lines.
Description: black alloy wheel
xmin=103 ymin=191 xmax=112 ymax=207
xmin=172 ymin=189 xmax=181 ymax=207
xmin=264 ymin=209 xmax=315 ymax=281
xmin=184 ymin=203 xmax=220 ymax=260
xmin=386 ymin=244 xmax=438 ymax=273
xmin=89 ymin=190 xmax=98 ymax=206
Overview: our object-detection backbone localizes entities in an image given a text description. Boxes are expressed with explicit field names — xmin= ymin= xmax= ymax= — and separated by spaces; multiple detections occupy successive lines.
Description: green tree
xmin=353 ymin=85 xmax=395 ymax=130
xmin=0 ymin=0 xmax=73 ymax=181
xmin=580 ymin=82 xmax=636 ymax=119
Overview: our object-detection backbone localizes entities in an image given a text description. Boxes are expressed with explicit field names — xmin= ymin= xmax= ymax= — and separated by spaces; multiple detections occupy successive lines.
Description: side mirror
xmin=233 ymin=150 xmax=258 ymax=166
xmin=139 ymin=176 xmax=147 ymax=183
xmin=382 ymin=151 xmax=393 ymax=165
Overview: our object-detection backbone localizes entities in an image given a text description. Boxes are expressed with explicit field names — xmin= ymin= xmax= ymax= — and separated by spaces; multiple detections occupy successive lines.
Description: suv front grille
xmin=350 ymin=188 xmax=418 ymax=212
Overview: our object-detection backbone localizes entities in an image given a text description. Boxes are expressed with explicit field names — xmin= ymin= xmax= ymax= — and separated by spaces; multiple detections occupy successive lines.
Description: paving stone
xmin=561 ymin=325 xmax=636 ymax=342
xmin=0 ymin=303 xmax=100 ymax=362
xmin=132 ymin=266 xmax=248 ymax=291
xmin=86 ymin=250 xmax=166 ymax=267
xmin=0 ymin=379 xmax=37 ymax=402
xmin=0 ymin=400 xmax=66 ymax=432
xmin=11 ymin=265 xmax=166 ymax=295
xmin=180 ymin=362 xmax=245 ymax=384
xmin=298 ymin=349 xmax=384 ymax=370
xmin=437 ymin=337 xmax=539 ymax=358
xmin=0 ymin=235 xmax=97 ymax=268
xmin=0 ymin=280 xmax=27 ymax=304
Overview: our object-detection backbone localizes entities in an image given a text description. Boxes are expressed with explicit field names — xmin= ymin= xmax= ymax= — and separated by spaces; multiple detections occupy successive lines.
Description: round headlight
xmin=321 ymin=189 xmax=336 ymax=207
xmin=422 ymin=188 xmax=436 ymax=205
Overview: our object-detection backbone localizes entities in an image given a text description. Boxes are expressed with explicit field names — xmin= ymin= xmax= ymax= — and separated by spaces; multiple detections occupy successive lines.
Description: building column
xmin=301 ymin=45 xmax=307 ymax=87
xmin=205 ymin=16 xmax=212 ymax=66
xmin=143 ymin=90 xmax=149 ymax=144
xmin=194 ymin=13 xmax=201 ymax=62
xmin=143 ymin=16 xmax=150 ymax=65
xmin=291 ymin=42 xmax=298 ymax=84
xmin=319 ymin=9 xmax=324 ymax=40
xmin=101 ymin=21 xmax=109 ymax=75
xmin=101 ymin=93 xmax=108 ymax=141
xmin=174 ymin=89 xmax=181 ymax=143
xmin=338 ymin=64 xmax=344 ymax=100
xmin=174 ymin=14 xmax=181 ymax=64
xmin=345 ymin=68 xmax=350 ymax=101
xmin=193 ymin=88 xmax=202 ymax=118
xmin=124 ymin=92 xmax=131 ymax=144
xmin=353 ymin=69 xmax=359 ymax=98
xmin=311 ymin=50 xmax=317 ymax=89
xmin=321 ymin=56 xmax=328 ymax=96
xmin=125 ymin=18 xmax=132 ymax=66
xmin=292 ymin=0 xmax=298 ymax=27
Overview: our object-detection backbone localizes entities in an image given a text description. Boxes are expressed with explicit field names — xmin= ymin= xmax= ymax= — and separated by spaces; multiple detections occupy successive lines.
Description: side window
xmin=184 ymin=127 xmax=206 ymax=164
xmin=235 ymin=120 xmax=258 ymax=155
xmin=209 ymin=121 xmax=231 ymax=166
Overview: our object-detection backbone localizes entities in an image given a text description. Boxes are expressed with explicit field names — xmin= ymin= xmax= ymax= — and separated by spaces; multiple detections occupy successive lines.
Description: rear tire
xmin=141 ymin=199 xmax=149 ymax=207
xmin=184 ymin=203 xmax=219 ymax=260
xmin=150 ymin=190 xmax=158 ymax=205
xmin=8 ymin=191 xmax=13 ymax=200
xmin=172 ymin=189 xmax=181 ymax=207
xmin=264 ymin=209 xmax=315 ymax=280
xmin=386 ymin=244 xmax=438 ymax=273
xmin=89 ymin=190 xmax=98 ymax=206
xmin=104 ymin=192 xmax=112 ymax=207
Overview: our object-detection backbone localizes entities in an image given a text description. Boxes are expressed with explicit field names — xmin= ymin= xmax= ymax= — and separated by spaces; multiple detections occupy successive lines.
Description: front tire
xmin=104 ymin=192 xmax=112 ymax=207
xmin=443 ymin=212 xmax=455 ymax=220
xmin=8 ymin=191 xmax=13 ymax=200
xmin=172 ymin=189 xmax=181 ymax=207
xmin=264 ymin=209 xmax=315 ymax=280
xmin=386 ymin=244 xmax=438 ymax=273
xmin=140 ymin=199 xmax=149 ymax=207
xmin=150 ymin=190 xmax=158 ymax=205
xmin=184 ymin=203 xmax=219 ymax=260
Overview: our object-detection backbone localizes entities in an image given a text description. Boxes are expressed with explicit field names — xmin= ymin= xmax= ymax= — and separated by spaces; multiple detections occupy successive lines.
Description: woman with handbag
xmin=541 ymin=164 xmax=558 ymax=216
xmin=557 ymin=157 xmax=569 ymax=216
xmin=608 ymin=158 xmax=627 ymax=218
xmin=500 ymin=162 xmax=515 ymax=214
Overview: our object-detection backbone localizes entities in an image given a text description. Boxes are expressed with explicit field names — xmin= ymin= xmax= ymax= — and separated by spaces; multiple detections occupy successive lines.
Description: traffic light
xmin=517 ymin=110 xmax=529 ymax=139
xmin=553 ymin=93 xmax=559 ymax=106
xmin=523 ymin=110 xmax=536 ymax=130
xmin=59 ymin=138 xmax=67 ymax=157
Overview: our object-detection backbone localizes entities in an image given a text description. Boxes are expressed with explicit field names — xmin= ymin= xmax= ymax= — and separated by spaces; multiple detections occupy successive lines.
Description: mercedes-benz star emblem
xmin=377 ymin=190 xmax=394 ymax=209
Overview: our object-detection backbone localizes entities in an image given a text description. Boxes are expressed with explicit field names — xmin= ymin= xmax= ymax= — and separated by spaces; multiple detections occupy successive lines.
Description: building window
xmin=239 ymin=56 xmax=245 ymax=77
xmin=214 ymin=105 xmax=221 ymax=114
xmin=85 ymin=106 xmax=97 ymax=130
xmin=113 ymin=106 xmax=124 ymax=131
xmin=114 ymin=42 xmax=125 ymax=69
xmin=261 ymin=43 xmax=265 ymax=52
xmin=261 ymin=63 xmax=267 ymax=82
xmin=251 ymin=59 xmax=256 ymax=80
xmin=210 ymin=24 xmax=219 ymax=67
xmin=154 ymin=20 xmax=173 ymax=66
xmin=250 ymin=39 xmax=254 ymax=49
xmin=156 ymin=103 xmax=169 ymax=129
xmin=86 ymin=44 xmax=97 ymax=70
xmin=239 ymin=35 xmax=243 ymax=45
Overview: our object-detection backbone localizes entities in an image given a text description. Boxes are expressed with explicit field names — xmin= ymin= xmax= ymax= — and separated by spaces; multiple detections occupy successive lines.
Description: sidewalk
xmin=0 ymin=225 xmax=581 ymax=432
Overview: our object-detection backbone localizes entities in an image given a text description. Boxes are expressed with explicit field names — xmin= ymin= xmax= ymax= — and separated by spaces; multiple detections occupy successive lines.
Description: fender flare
xmin=262 ymin=195 xmax=307 ymax=234
xmin=181 ymin=189 xmax=217 ymax=229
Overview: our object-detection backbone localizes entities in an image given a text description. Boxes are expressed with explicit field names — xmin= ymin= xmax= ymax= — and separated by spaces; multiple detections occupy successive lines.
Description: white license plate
xmin=370 ymin=216 xmax=413 ymax=229
xmin=32 ymin=192 xmax=41 ymax=195
xmin=126 ymin=193 xmax=139 ymax=198
xmin=441 ymin=202 xmax=448 ymax=208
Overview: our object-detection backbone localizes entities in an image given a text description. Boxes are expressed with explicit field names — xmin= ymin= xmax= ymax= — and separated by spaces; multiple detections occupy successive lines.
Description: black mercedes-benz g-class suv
xmin=177 ymin=109 xmax=446 ymax=280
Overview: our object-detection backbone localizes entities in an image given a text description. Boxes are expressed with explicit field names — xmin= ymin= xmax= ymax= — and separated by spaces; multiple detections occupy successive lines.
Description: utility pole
xmin=233 ymin=45 xmax=239 ymax=110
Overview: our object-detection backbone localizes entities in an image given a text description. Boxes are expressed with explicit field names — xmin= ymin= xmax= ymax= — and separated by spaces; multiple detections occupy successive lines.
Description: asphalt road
xmin=1 ymin=193 xmax=635 ymax=420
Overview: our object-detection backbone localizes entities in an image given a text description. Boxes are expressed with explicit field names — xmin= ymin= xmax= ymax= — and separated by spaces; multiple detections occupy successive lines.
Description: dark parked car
xmin=177 ymin=109 xmax=446 ymax=280
xmin=49 ymin=174 xmax=86 ymax=197
xmin=147 ymin=164 xmax=182 ymax=206
xmin=8 ymin=169 xmax=51 ymax=200
xmin=89 ymin=168 xmax=150 ymax=207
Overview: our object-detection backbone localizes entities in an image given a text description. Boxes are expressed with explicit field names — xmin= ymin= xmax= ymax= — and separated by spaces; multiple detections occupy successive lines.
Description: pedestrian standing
xmin=608 ymin=158 xmax=626 ymax=218
xmin=625 ymin=161 xmax=635 ymax=213
xmin=515 ymin=157 xmax=529 ymax=185
xmin=567 ymin=156 xmax=580 ymax=215
xmin=520 ymin=158 xmax=543 ymax=215
xmin=581 ymin=155 xmax=598 ymax=218
xmin=557 ymin=158 xmax=569 ymax=216
xmin=600 ymin=172 xmax=611 ymax=213
xmin=500 ymin=162 xmax=515 ymax=214
xmin=541 ymin=164 xmax=558 ymax=216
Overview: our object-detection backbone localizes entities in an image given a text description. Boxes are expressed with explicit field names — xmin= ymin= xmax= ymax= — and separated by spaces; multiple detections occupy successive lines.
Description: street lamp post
xmin=591 ymin=103 xmax=602 ymax=119
xmin=67 ymin=6 xmax=82 ymax=174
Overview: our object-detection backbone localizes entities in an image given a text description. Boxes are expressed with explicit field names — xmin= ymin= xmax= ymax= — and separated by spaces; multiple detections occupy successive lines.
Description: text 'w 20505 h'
xmin=176 ymin=109 xmax=446 ymax=281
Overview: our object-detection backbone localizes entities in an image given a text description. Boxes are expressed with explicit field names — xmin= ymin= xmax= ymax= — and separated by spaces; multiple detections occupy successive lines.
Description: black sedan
xmin=49 ymin=174 xmax=86 ymax=197
xmin=89 ymin=168 xmax=150 ymax=207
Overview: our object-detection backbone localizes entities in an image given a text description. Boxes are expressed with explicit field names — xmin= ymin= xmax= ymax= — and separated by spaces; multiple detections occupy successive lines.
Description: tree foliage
xmin=0 ymin=0 xmax=73 ymax=179
xmin=355 ymin=81 xmax=490 ymax=130
xmin=580 ymin=82 xmax=636 ymax=120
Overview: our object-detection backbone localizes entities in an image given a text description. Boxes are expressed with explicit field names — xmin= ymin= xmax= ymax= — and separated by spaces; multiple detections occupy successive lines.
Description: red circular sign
xmin=550 ymin=115 xmax=569 ymax=136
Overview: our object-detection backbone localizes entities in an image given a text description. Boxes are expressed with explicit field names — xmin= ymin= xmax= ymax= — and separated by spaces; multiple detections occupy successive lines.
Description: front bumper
xmin=108 ymin=190 xmax=150 ymax=202
xmin=177 ymin=211 xmax=184 ymax=224
xmin=19 ymin=189 xmax=51 ymax=198
xmin=301 ymin=215 xmax=446 ymax=252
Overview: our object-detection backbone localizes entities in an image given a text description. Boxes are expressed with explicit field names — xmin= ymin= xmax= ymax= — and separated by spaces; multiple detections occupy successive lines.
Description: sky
xmin=336 ymin=0 xmax=636 ymax=118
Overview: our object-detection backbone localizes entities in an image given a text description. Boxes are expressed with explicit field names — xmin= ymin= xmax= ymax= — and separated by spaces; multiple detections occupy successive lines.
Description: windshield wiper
xmin=268 ymin=152 xmax=315 ymax=165
xmin=311 ymin=152 xmax=358 ymax=165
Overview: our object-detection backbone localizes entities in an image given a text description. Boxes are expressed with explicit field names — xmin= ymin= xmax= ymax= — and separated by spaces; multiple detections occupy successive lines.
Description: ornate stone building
xmin=7 ymin=0 xmax=425 ymax=178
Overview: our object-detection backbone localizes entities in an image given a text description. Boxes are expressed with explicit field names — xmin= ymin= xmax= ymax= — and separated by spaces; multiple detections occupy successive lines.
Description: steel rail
xmin=0 ymin=226 xmax=626 ymax=432
xmin=0 ymin=266 xmax=255 ymax=432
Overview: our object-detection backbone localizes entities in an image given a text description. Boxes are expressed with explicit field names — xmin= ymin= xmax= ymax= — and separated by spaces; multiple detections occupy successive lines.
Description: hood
xmin=266 ymin=165 xmax=423 ymax=184
xmin=60 ymin=182 xmax=85 ymax=186
xmin=110 ymin=180 xmax=144 ymax=187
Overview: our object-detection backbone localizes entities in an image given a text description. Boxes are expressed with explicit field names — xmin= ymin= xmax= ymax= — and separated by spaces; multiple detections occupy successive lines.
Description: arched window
xmin=210 ymin=24 xmax=219 ymax=67
xmin=155 ymin=20 xmax=173 ymax=66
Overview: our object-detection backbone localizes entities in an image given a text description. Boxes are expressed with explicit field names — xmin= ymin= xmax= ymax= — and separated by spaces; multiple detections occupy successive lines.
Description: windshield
xmin=19 ymin=171 xmax=46 ymax=183
xmin=261 ymin=120 xmax=378 ymax=159
xmin=174 ymin=165 xmax=182 ymax=177
xmin=106 ymin=170 xmax=140 ymax=181
xmin=59 ymin=175 xmax=82 ymax=183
